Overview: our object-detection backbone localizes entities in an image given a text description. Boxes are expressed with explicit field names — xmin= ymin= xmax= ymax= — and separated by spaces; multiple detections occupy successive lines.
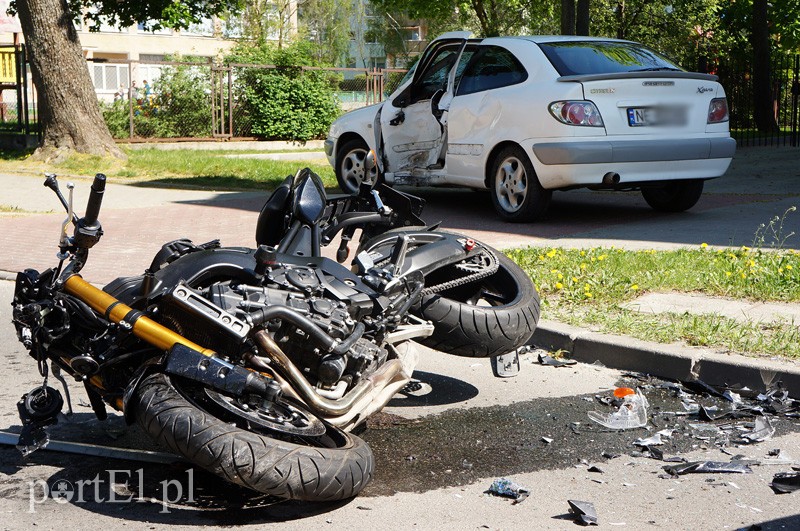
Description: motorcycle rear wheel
xmin=132 ymin=372 xmax=374 ymax=501
xmin=361 ymin=229 xmax=539 ymax=357
xmin=416 ymin=247 xmax=540 ymax=357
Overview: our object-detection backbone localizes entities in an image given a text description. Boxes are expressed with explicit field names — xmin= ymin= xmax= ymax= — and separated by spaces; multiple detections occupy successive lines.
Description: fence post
xmin=228 ymin=67 xmax=233 ymax=138
xmin=128 ymin=62 xmax=133 ymax=139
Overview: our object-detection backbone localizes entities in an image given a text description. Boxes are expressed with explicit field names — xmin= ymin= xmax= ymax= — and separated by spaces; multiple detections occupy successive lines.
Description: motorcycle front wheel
xmin=132 ymin=372 xmax=374 ymax=501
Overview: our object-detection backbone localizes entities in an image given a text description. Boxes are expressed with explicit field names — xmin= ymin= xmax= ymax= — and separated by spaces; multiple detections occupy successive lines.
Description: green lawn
xmin=508 ymin=245 xmax=800 ymax=359
xmin=0 ymin=147 xmax=338 ymax=191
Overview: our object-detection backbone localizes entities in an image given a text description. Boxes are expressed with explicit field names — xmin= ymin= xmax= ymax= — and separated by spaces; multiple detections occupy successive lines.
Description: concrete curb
xmin=531 ymin=319 xmax=800 ymax=397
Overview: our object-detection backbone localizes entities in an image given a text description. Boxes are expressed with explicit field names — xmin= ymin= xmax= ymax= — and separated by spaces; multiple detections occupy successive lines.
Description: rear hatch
xmin=539 ymin=40 xmax=722 ymax=136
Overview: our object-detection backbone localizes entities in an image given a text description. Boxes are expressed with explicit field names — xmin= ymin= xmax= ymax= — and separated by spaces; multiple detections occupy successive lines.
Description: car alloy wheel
xmin=336 ymin=139 xmax=379 ymax=195
xmin=495 ymin=155 xmax=528 ymax=213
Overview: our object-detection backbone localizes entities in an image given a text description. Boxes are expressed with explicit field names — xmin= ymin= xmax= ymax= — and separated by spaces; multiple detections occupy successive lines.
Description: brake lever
xmin=57 ymin=183 xmax=74 ymax=257
xmin=43 ymin=173 xmax=78 ymax=224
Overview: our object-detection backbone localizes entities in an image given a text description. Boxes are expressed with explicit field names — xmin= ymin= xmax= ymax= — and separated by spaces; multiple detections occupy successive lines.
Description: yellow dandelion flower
xmin=787 ymin=265 xmax=794 ymax=270
xmin=557 ymin=273 xmax=564 ymax=280
xmin=700 ymin=243 xmax=708 ymax=249
xmin=572 ymin=276 xmax=578 ymax=283
xmin=741 ymin=273 xmax=747 ymax=279
xmin=584 ymin=292 xmax=593 ymax=299
xmin=551 ymin=269 xmax=558 ymax=274
xmin=546 ymin=249 xmax=557 ymax=258
xmin=555 ymin=282 xmax=563 ymax=290
xmin=584 ymin=283 xmax=591 ymax=290
xmin=590 ymin=257 xmax=596 ymax=262
xmin=580 ymin=250 xmax=586 ymax=257
xmin=631 ymin=284 xmax=639 ymax=290
xmin=598 ymin=255 xmax=607 ymax=261
xmin=779 ymin=268 xmax=784 ymax=274
xmin=580 ymin=263 xmax=587 ymax=270
xmin=725 ymin=271 xmax=732 ymax=277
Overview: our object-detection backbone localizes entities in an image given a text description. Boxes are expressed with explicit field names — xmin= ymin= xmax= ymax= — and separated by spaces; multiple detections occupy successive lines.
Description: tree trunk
xmin=576 ymin=0 xmax=590 ymax=36
xmin=15 ymin=0 xmax=124 ymax=159
xmin=751 ymin=0 xmax=778 ymax=133
xmin=561 ymin=0 xmax=575 ymax=35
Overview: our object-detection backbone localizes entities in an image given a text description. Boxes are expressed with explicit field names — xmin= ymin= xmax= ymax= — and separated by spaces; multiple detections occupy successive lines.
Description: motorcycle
xmin=11 ymin=157 xmax=539 ymax=501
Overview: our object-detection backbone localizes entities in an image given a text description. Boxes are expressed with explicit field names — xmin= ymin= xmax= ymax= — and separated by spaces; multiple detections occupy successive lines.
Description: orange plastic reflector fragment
xmin=613 ymin=387 xmax=635 ymax=398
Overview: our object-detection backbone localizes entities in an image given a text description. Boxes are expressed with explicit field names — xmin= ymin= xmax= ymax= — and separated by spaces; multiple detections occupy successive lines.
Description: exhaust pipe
xmin=602 ymin=172 xmax=620 ymax=185
xmin=252 ymin=330 xmax=403 ymax=417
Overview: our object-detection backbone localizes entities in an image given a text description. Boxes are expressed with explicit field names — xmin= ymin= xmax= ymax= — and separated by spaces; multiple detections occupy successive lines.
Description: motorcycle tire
xmin=416 ymin=247 xmax=540 ymax=357
xmin=360 ymin=228 xmax=539 ymax=358
xmin=132 ymin=372 xmax=374 ymax=501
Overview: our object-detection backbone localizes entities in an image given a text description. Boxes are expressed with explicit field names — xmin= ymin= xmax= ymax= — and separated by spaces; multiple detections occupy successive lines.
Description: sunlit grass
xmin=0 ymin=147 xmax=337 ymax=191
xmin=508 ymin=244 xmax=800 ymax=358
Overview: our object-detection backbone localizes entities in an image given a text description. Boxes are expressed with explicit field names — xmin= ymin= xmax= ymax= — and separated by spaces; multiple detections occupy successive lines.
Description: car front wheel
xmin=641 ymin=179 xmax=704 ymax=212
xmin=490 ymin=146 xmax=551 ymax=222
xmin=335 ymin=138 xmax=379 ymax=195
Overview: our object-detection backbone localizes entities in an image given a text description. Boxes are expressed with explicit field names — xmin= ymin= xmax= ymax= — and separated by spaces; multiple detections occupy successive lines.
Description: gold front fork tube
xmin=64 ymin=275 xmax=216 ymax=356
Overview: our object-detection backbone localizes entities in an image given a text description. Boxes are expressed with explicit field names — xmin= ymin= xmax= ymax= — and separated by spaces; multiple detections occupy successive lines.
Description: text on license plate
xmin=627 ymin=106 xmax=687 ymax=127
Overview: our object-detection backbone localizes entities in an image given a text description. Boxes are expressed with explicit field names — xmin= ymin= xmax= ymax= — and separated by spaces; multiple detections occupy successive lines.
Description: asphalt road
xmin=0 ymin=147 xmax=798 ymax=528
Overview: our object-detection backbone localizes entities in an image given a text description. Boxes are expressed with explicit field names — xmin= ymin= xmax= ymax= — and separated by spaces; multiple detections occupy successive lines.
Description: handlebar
xmin=83 ymin=173 xmax=106 ymax=227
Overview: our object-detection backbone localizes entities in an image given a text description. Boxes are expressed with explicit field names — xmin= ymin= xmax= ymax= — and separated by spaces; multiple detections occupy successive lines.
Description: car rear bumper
xmin=532 ymin=137 xmax=736 ymax=166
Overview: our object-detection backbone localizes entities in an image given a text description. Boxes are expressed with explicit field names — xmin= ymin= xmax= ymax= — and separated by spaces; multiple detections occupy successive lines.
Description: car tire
xmin=641 ymin=179 xmax=704 ymax=212
xmin=335 ymin=138 xmax=379 ymax=195
xmin=490 ymin=145 xmax=551 ymax=222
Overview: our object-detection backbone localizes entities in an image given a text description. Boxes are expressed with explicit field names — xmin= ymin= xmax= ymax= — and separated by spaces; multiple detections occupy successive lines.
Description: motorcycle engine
xmin=161 ymin=263 xmax=389 ymax=391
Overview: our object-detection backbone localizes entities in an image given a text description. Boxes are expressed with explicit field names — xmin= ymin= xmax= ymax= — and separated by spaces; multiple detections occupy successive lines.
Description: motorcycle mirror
xmin=359 ymin=150 xmax=379 ymax=195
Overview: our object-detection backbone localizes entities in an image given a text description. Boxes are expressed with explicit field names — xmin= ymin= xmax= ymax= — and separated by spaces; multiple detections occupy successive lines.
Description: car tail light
xmin=707 ymin=98 xmax=729 ymax=123
xmin=549 ymin=101 xmax=604 ymax=127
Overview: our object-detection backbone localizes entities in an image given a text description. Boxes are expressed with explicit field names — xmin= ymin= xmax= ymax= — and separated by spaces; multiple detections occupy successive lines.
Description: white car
xmin=325 ymin=32 xmax=735 ymax=222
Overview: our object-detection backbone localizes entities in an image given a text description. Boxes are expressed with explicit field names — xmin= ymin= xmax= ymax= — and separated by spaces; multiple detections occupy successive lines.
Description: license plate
xmin=627 ymin=106 xmax=687 ymax=127
xmin=627 ymin=107 xmax=653 ymax=127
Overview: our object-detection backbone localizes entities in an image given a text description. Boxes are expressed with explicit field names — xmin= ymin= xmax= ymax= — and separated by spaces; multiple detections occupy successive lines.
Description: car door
xmin=380 ymin=38 xmax=470 ymax=174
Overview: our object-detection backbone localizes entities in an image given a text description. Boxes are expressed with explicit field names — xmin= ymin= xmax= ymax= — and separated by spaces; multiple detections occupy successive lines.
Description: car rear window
xmin=538 ymin=41 xmax=682 ymax=76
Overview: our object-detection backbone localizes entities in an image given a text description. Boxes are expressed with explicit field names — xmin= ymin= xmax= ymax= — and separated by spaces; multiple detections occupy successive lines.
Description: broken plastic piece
xmin=663 ymin=461 xmax=753 ymax=476
xmin=614 ymin=387 xmax=635 ymax=398
xmin=492 ymin=349 xmax=521 ymax=378
xmin=537 ymin=353 xmax=577 ymax=367
xmin=568 ymin=500 xmax=598 ymax=526
xmin=588 ymin=389 xmax=649 ymax=430
xmin=771 ymin=472 xmax=800 ymax=494
xmin=487 ymin=478 xmax=529 ymax=503
xmin=633 ymin=433 xmax=664 ymax=447
xmin=742 ymin=416 xmax=775 ymax=443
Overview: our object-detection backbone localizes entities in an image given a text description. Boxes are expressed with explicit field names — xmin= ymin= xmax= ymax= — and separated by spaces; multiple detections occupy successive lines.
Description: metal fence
xmin=717 ymin=54 xmax=799 ymax=147
xmin=99 ymin=58 xmax=408 ymax=140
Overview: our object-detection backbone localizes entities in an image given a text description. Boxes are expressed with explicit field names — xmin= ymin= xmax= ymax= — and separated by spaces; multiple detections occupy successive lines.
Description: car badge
xmin=589 ymin=88 xmax=615 ymax=94
xmin=643 ymin=81 xmax=674 ymax=86
xmin=697 ymin=86 xmax=714 ymax=94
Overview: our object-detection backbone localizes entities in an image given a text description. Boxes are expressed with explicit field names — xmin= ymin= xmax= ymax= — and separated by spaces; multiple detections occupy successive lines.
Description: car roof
xmin=488 ymin=35 xmax=636 ymax=45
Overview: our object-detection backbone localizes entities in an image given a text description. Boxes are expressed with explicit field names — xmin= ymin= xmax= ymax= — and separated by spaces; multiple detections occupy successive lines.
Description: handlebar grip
xmin=83 ymin=173 xmax=106 ymax=226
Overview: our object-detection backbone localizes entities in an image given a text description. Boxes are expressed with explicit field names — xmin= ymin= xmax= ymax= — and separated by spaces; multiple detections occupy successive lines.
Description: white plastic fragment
xmin=588 ymin=390 xmax=649 ymax=430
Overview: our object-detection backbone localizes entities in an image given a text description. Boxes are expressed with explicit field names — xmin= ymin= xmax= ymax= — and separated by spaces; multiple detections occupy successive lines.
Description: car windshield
xmin=538 ymin=41 xmax=683 ymax=76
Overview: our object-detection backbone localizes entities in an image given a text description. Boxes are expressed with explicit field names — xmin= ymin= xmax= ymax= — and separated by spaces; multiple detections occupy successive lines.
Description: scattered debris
xmin=602 ymin=451 xmax=621 ymax=459
xmin=492 ymin=349 xmax=522 ymax=378
xmin=487 ymin=478 xmax=529 ymax=503
xmin=567 ymin=500 xmax=598 ymax=526
xmin=587 ymin=466 xmax=604 ymax=474
xmin=663 ymin=461 xmax=753 ymax=476
xmin=541 ymin=436 xmax=554 ymax=444
xmin=588 ymin=389 xmax=649 ymax=430
xmin=770 ymin=472 xmax=800 ymax=494
xmin=633 ymin=433 xmax=664 ymax=447
xmin=723 ymin=390 xmax=743 ymax=405
xmin=741 ymin=416 xmax=775 ymax=444
xmin=537 ymin=353 xmax=577 ymax=367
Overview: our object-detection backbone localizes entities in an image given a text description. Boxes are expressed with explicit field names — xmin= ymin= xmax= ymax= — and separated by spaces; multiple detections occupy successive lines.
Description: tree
xmin=12 ymin=0 xmax=238 ymax=160
xmin=299 ymin=0 xmax=353 ymax=66
xmin=751 ymin=0 xmax=776 ymax=132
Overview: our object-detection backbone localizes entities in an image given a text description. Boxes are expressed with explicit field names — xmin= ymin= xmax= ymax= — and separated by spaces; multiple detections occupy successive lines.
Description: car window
xmin=538 ymin=41 xmax=683 ymax=76
xmin=456 ymin=46 xmax=528 ymax=96
xmin=412 ymin=45 xmax=460 ymax=102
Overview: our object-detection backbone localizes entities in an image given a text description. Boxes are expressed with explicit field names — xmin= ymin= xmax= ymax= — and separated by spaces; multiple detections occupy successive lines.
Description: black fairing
xmin=255 ymin=176 xmax=292 ymax=247
xmin=292 ymin=168 xmax=327 ymax=225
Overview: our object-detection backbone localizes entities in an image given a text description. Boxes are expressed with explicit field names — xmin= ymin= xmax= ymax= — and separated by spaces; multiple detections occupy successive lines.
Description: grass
xmin=0 ymin=147 xmax=338 ymax=192
xmin=507 ymin=245 xmax=800 ymax=359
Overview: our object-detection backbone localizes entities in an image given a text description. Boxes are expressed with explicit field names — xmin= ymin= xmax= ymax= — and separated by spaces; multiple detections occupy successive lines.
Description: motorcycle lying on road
xmin=11 ymin=158 xmax=539 ymax=501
